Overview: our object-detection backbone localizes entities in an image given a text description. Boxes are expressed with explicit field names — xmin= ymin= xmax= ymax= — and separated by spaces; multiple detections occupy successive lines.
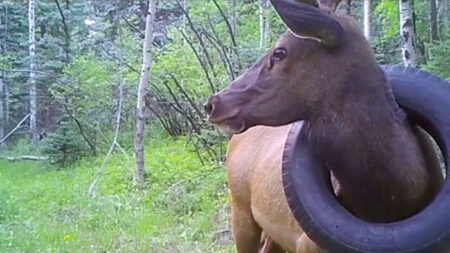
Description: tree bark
xmin=346 ymin=0 xmax=352 ymax=14
xmin=430 ymin=0 xmax=438 ymax=42
xmin=259 ymin=0 xmax=265 ymax=48
xmin=28 ymin=0 xmax=38 ymax=141
xmin=399 ymin=0 xmax=418 ymax=67
xmin=0 ymin=77 xmax=4 ymax=142
xmin=264 ymin=1 xmax=270 ymax=42
xmin=0 ymin=5 xmax=5 ymax=143
xmin=364 ymin=0 xmax=371 ymax=41
xmin=258 ymin=0 xmax=270 ymax=49
xmin=134 ymin=0 xmax=157 ymax=184
xmin=259 ymin=0 xmax=270 ymax=49
xmin=4 ymin=2 xmax=9 ymax=127
xmin=437 ymin=0 xmax=449 ymax=38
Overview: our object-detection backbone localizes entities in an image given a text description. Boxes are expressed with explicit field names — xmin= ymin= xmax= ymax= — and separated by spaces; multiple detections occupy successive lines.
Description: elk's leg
xmin=296 ymin=234 xmax=323 ymax=253
xmin=259 ymin=232 xmax=285 ymax=253
xmin=231 ymin=204 xmax=262 ymax=253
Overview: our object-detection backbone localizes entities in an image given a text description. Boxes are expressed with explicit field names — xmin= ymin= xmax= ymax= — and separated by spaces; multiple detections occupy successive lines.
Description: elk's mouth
xmin=208 ymin=115 xmax=247 ymax=134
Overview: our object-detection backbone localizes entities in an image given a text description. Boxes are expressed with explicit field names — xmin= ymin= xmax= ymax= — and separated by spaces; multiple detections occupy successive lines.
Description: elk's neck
xmin=304 ymin=72 xmax=438 ymax=222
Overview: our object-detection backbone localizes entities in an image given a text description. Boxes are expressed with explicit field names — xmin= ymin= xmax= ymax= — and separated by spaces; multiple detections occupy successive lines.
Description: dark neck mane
xmin=304 ymin=69 xmax=437 ymax=222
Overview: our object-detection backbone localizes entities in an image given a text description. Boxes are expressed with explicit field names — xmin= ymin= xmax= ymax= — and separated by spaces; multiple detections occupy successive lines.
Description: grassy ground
xmin=0 ymin=135 xmax=234 ymax=252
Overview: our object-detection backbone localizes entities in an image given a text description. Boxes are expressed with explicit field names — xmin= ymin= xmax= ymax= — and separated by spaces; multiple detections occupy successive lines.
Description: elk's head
xmin=205 ymin=0 xmax=378 ymax=133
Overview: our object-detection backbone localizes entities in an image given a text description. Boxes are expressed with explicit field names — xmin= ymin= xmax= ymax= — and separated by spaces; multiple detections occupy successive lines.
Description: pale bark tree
xmin=258 ymin=0 xmax=270 ymax=48
xmin=259 ymin=0 xmax=264 ymax=49
xmin=399 ymin=0 xmax=418 ymax=67
xmin=346 ymin=0 xmax=352 ymax=14
xmin=88 ymin=14 xmax=131 ymax=196
xmin=4 ymin=3 xmax=9 ymax=126
xmin=437 ymin=0 xmax=449 ymax=38
xmin=0 ymin=77 xmax=4 ymax=141
xmin=430 ymin=0 xmax=438 ymax=41
xmin=134 ymin=0 xmax=157 ymax=184
xmin=364 ymin=0 xmax=371 ymax=41
xmin=28 ymin=0 xmax=38 ymax=140
xmin=0 ymin=4 xmax=5 ymax=141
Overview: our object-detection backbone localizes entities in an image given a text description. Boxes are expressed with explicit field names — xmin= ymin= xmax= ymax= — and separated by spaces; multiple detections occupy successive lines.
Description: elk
xmin=205 ymin=0 xmax=450 ymax=252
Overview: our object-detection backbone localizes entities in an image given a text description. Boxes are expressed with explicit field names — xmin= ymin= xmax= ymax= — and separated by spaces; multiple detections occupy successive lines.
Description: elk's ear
xmin=271 ymin=0 xmax=344 ymax=48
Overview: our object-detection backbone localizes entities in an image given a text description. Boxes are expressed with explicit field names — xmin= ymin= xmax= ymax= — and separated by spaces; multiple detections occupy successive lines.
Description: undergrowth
xmin=0 ymin=134 xmax=233 ymax=252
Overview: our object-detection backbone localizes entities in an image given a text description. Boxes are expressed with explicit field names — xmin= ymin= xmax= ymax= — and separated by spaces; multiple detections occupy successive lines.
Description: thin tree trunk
xmin=28 ymin=0 xmax=38 ymax=141
xmin=0 ymin=4 xmax=5 ymax=143
xmin=437 ymin=0 xmax=449 ymax=38
xmin=134 ymin=0 xmax=157 ymax=184
xmin=4 ymin=80 xmax=8 ymax=127
xmin=430 ymin=0 xmax=438 ymax=42
xmin=88 ymin=13 xmax=130 ymax=196
xmin=4 ymin=2 xmax=9 ymax=126
xmin=436 ymin=0 xmax=442 ymax=39
xmin=399 ymin=0 xmax=418 ymax=67
xmin=259 ymin=0 xmax=264 ymax=49
xmin=443 ymin=0 xmax=450 ymax=36
xmin=0 ymin=77 xmax=4 ymax=143
xmin=259 ymin=0 xmax=271 ymax=49
xmin=346 ymin=0 xmax=352 ymax=14
xmin=364 ymin=0 xmax=371 ymax=41
xmin=263 ymin=0 xmax=270 ymax=45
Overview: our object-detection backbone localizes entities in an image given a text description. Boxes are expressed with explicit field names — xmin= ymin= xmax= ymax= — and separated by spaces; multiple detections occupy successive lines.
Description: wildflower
xmin=64 ymin=234 xmax=71 ymax=241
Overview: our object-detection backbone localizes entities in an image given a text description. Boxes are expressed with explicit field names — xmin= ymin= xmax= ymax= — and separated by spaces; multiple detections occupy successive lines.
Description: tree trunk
xmin=346 ymin=0 xmax=352 ymax=14
xmin=0 ymin=77 xmax=4 ymax=142
xmin=364 ymin=0 xmax=371 ymax=41
xmin=399 ymin=0 xmax=418 ymax=67
xmin=0 ymin=4 xmax=5 ymax=142
xmin=259 ymin=0 xmax=271 ymax=49
xmin=4 ymin=2 xmax=9 ymax=127
xmin=258 ymin=0 xmax=264 ymax=48
xmin=28 ymin=0 xmax=38 ymax=141
xmin=263 ymin=0 xmax=270 ymax=45
xmin=430 ymin=0 xmax=438 ymax=41
xmin=134 ymin=0 xmax=157 ymax=184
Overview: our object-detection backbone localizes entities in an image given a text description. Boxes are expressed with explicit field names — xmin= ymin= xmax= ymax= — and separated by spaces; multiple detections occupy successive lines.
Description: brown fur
xmin=207 ymin=8 xmax=443 ymax=253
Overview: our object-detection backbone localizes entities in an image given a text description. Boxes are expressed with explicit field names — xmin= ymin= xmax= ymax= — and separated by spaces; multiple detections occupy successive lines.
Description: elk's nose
xmin=203 ymin=101 xmax=213 ymax=115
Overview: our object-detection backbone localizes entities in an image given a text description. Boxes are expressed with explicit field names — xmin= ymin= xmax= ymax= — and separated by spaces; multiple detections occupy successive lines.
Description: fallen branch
xmin=88 ymin=38 xmax=127 ymax=196
xmin=0 ymin=156 xmax=48 ymax=161
xmin=0 ymin=114 xmax=30 ymax=144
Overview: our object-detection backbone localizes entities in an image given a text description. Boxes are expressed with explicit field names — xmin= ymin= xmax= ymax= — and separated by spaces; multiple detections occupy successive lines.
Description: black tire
xmin=282 ymin=65 xmax=450 ymax=252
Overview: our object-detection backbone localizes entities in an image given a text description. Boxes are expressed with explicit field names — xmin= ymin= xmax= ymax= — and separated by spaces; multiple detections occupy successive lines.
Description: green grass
xmin=0 ymin=135 xmax=234 ymax=253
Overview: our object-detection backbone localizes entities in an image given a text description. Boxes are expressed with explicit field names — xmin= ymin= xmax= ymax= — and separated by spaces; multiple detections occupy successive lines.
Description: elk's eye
xmin=272 ymin=48 xmax=287 ymax=62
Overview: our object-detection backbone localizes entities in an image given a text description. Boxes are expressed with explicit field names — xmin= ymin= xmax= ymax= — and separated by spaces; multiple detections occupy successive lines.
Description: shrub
xmin=424 ymin=39 xmax=450 ymax=79
xmin=40 ymin=119 xmax=92 ymax=167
